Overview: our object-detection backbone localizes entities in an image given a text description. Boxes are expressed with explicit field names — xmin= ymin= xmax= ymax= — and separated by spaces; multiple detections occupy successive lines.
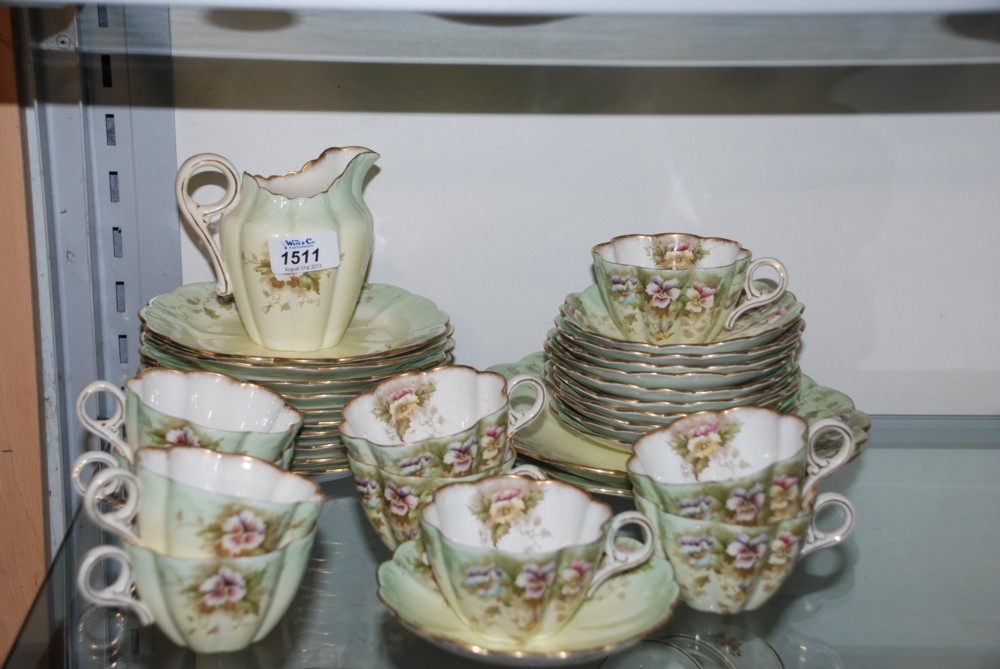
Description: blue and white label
xmin=267 ymin=231 xmax=340 ymax=276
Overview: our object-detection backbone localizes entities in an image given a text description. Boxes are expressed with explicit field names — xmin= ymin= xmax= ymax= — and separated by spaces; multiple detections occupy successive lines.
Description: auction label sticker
xmin=268 ymin=232 xmax=340 ymax=275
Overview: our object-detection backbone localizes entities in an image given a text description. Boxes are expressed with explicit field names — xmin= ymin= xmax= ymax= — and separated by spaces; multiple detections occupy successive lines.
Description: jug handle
xmin=175 ymin=153 xmax=241 ymax=298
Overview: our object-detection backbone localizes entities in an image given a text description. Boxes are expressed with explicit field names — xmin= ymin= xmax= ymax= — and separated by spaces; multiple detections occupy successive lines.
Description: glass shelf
xmin=5 ymin=434 xmax=1000 ymax=669
xmin=24 ymin=6 xmax=1000 ymax=66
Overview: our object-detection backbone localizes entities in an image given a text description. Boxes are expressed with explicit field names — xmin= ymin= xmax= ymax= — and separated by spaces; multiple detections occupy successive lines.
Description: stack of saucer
xmin=497 ymin=232 xmax=865 ymax=495
xmin=544 ymin=277 xmax=804 ymax=451
xmin=138 ymin=282 xmax=454 ymax=477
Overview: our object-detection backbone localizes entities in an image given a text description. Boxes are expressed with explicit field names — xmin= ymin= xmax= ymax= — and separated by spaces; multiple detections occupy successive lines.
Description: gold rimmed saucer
xmin=377 ymin=540 xmax=680 ymax=666
xmin=550 ymin=318 xmax=804 ymax=373
xmin=490 ymin=353 xmax=871 ymax=488
xmin=140 ymin=282 xmax=451 ymax=364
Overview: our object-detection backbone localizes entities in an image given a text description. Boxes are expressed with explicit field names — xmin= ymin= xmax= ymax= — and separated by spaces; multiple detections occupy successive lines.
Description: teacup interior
xmin=423 ymin=479 xmax=610 ymax=553
xmin=342 ymin=367 xmax=509 ymax=444
xmin=594 ymin=234 xmax=748 ymax=270
xmin=137 ymin=447 xmax=322 ymax=503
xmin=632 ymin=408 xmax=808 ymax=483
xmin=129 ymin=370 xmax=299 ymax=434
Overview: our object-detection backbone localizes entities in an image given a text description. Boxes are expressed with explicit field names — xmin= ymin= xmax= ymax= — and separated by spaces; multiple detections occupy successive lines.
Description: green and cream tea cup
xmin=76 ymin=368 xmax=302 ymax=468
xmin=591 ymin=233 xmax=787 ymax=345
xmin=634 ymin=490 xmax=854 ymax=615
xmin=419 ymin=475 xmax=655 ymax=643
xmin=83 ymin=446 xmax=324 ymax=558
xmin=340 ymin=365 xmax=545 ymax=478
xmin=77 ymin=527 xmax=315 ymax=653
xmin=348 ymin=454 xmax=542 ymax=551
xmin=627 ymin=406 xmax=854 ymax=525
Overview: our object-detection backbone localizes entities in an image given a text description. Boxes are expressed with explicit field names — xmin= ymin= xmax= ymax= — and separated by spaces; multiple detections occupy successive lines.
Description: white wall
xmin=172 ymin=60 xmax=1000 ymax=416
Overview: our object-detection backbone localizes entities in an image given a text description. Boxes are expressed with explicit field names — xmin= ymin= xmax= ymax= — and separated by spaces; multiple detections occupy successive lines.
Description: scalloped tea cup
xmin=627 ymin=406 xmax=854 ymax=524
xmin=77 ymin=527 xmax=315 ymax=653
xmin=83 ymin=446 xmax=324 ymax=558
xmin=634 ymin=490 xmax=854 ymax=614
xmin=419 ymin=475 xmax=655 ymax=643
xmin=347 ymin=453 xmax=542 ymax=550
xmin=76 ymin=368 xmax=302 ymax=468
xmin=592 ymin=233 xmax=787 ymax=345
xmin=340 ymin=365 xmax=546 ymax=477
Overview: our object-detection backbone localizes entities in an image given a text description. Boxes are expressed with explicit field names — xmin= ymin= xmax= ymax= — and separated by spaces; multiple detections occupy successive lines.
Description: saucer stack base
xmin=138 ymin=282 xmax=454 ymax=477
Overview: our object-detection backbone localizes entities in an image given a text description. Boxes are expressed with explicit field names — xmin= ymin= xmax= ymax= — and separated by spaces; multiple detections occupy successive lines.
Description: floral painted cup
xmin=592 ymin=233 xmax=787 ymax=345
xmin=634 ymin=490 xmax=855 ymax=614
xmin=627 ymin=407 xmax=854 ymax=525
xmin=83 ymin=447 xmax=324 ymax=558
xmin=340 ymin=365 xmax=546 ymax=477
xmin=348 ymin=453 xmax=543 ymax=550
xmin=419 ymin=475 xmax=655 ymax=643
xmin=76 ymin=368 xmax=302 ymax=468
xmin=77 ymin=527 xmax=315 ymax=653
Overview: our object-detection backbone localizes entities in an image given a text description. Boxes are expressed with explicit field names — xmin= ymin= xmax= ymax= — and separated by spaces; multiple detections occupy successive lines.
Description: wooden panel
xmin=0 ymin=6 xmax=48 ymax=661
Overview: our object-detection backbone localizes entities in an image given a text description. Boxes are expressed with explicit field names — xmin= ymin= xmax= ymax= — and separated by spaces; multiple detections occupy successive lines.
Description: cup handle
xmin=76 ymin=380 xmax=131 ymax=463
xmin=508 ymin=463 xmax=547 ymax=480
xmin=802 ymin=418 xmax=856 ymax=492
xmin=505 ymin=374 xmax=547 ymax=436
xmin=799 ymin=492 xmax=856 ymax=559
xmin=725 ymin=257 xmax=788 ymax=329
xmin=77 ymin=545 xmax=154 ymax=626
xmin=70 ymin=450 xmax=122 ymax=496
xmin=585 ymin=510 xmax=656 ymax=598
xmin=175 ymin=153 xmax=241 ymax=298
xmin=83 ymin=467 xmax=141 ymax=546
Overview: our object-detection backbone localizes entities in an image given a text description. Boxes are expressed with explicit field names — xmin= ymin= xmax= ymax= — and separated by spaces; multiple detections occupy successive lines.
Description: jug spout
xmin=253 ymin=146 xmax=379 ymax=201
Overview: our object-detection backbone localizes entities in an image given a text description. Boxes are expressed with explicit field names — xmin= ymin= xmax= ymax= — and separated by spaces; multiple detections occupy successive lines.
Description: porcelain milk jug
xmin=176 ymin=146 xmax=379 ymax=351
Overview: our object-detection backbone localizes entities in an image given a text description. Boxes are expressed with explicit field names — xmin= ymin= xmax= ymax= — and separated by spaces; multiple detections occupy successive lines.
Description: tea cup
xmin=634 ymin=490 xmax=855 ymax=614
xmin=77 ymin=528 xmax=315 ymax=653
xmin=591 ymin=233 xmax=787 ymax=344
xmin=83 ymin=446 xmax=324 ymax=558
xmin=340 ymin=365 xmax=546 ymax=477
xmin=76 ymin=368 xmax=302 ymax=467
xmin=419 ymin=475 xmax=655 ymax=643
xmin=349 ymin=453 xmax=544 ymax=550
xmin=627 ymin=406 xmax=854 ymax=524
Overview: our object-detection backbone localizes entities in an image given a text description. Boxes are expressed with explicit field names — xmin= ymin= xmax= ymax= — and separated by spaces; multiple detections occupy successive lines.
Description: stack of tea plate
xmin=542 ymin=280 xmax=805 ymax=452
xmin=137 ymin=282 xmax=454 ymax=478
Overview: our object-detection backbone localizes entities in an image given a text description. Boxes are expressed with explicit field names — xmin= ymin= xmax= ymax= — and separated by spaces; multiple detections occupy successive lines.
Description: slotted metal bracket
xmin=21 ymin=4 xmax=180 ymax=549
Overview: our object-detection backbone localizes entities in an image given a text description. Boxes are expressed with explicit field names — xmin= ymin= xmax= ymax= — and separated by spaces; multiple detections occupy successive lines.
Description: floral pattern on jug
xmin=246 ymin=245 xmax=326 ymax=312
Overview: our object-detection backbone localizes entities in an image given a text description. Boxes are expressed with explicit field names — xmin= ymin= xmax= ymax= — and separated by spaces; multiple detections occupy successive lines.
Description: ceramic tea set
xmin=69 ymin=146 xmax=867 ymax=662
